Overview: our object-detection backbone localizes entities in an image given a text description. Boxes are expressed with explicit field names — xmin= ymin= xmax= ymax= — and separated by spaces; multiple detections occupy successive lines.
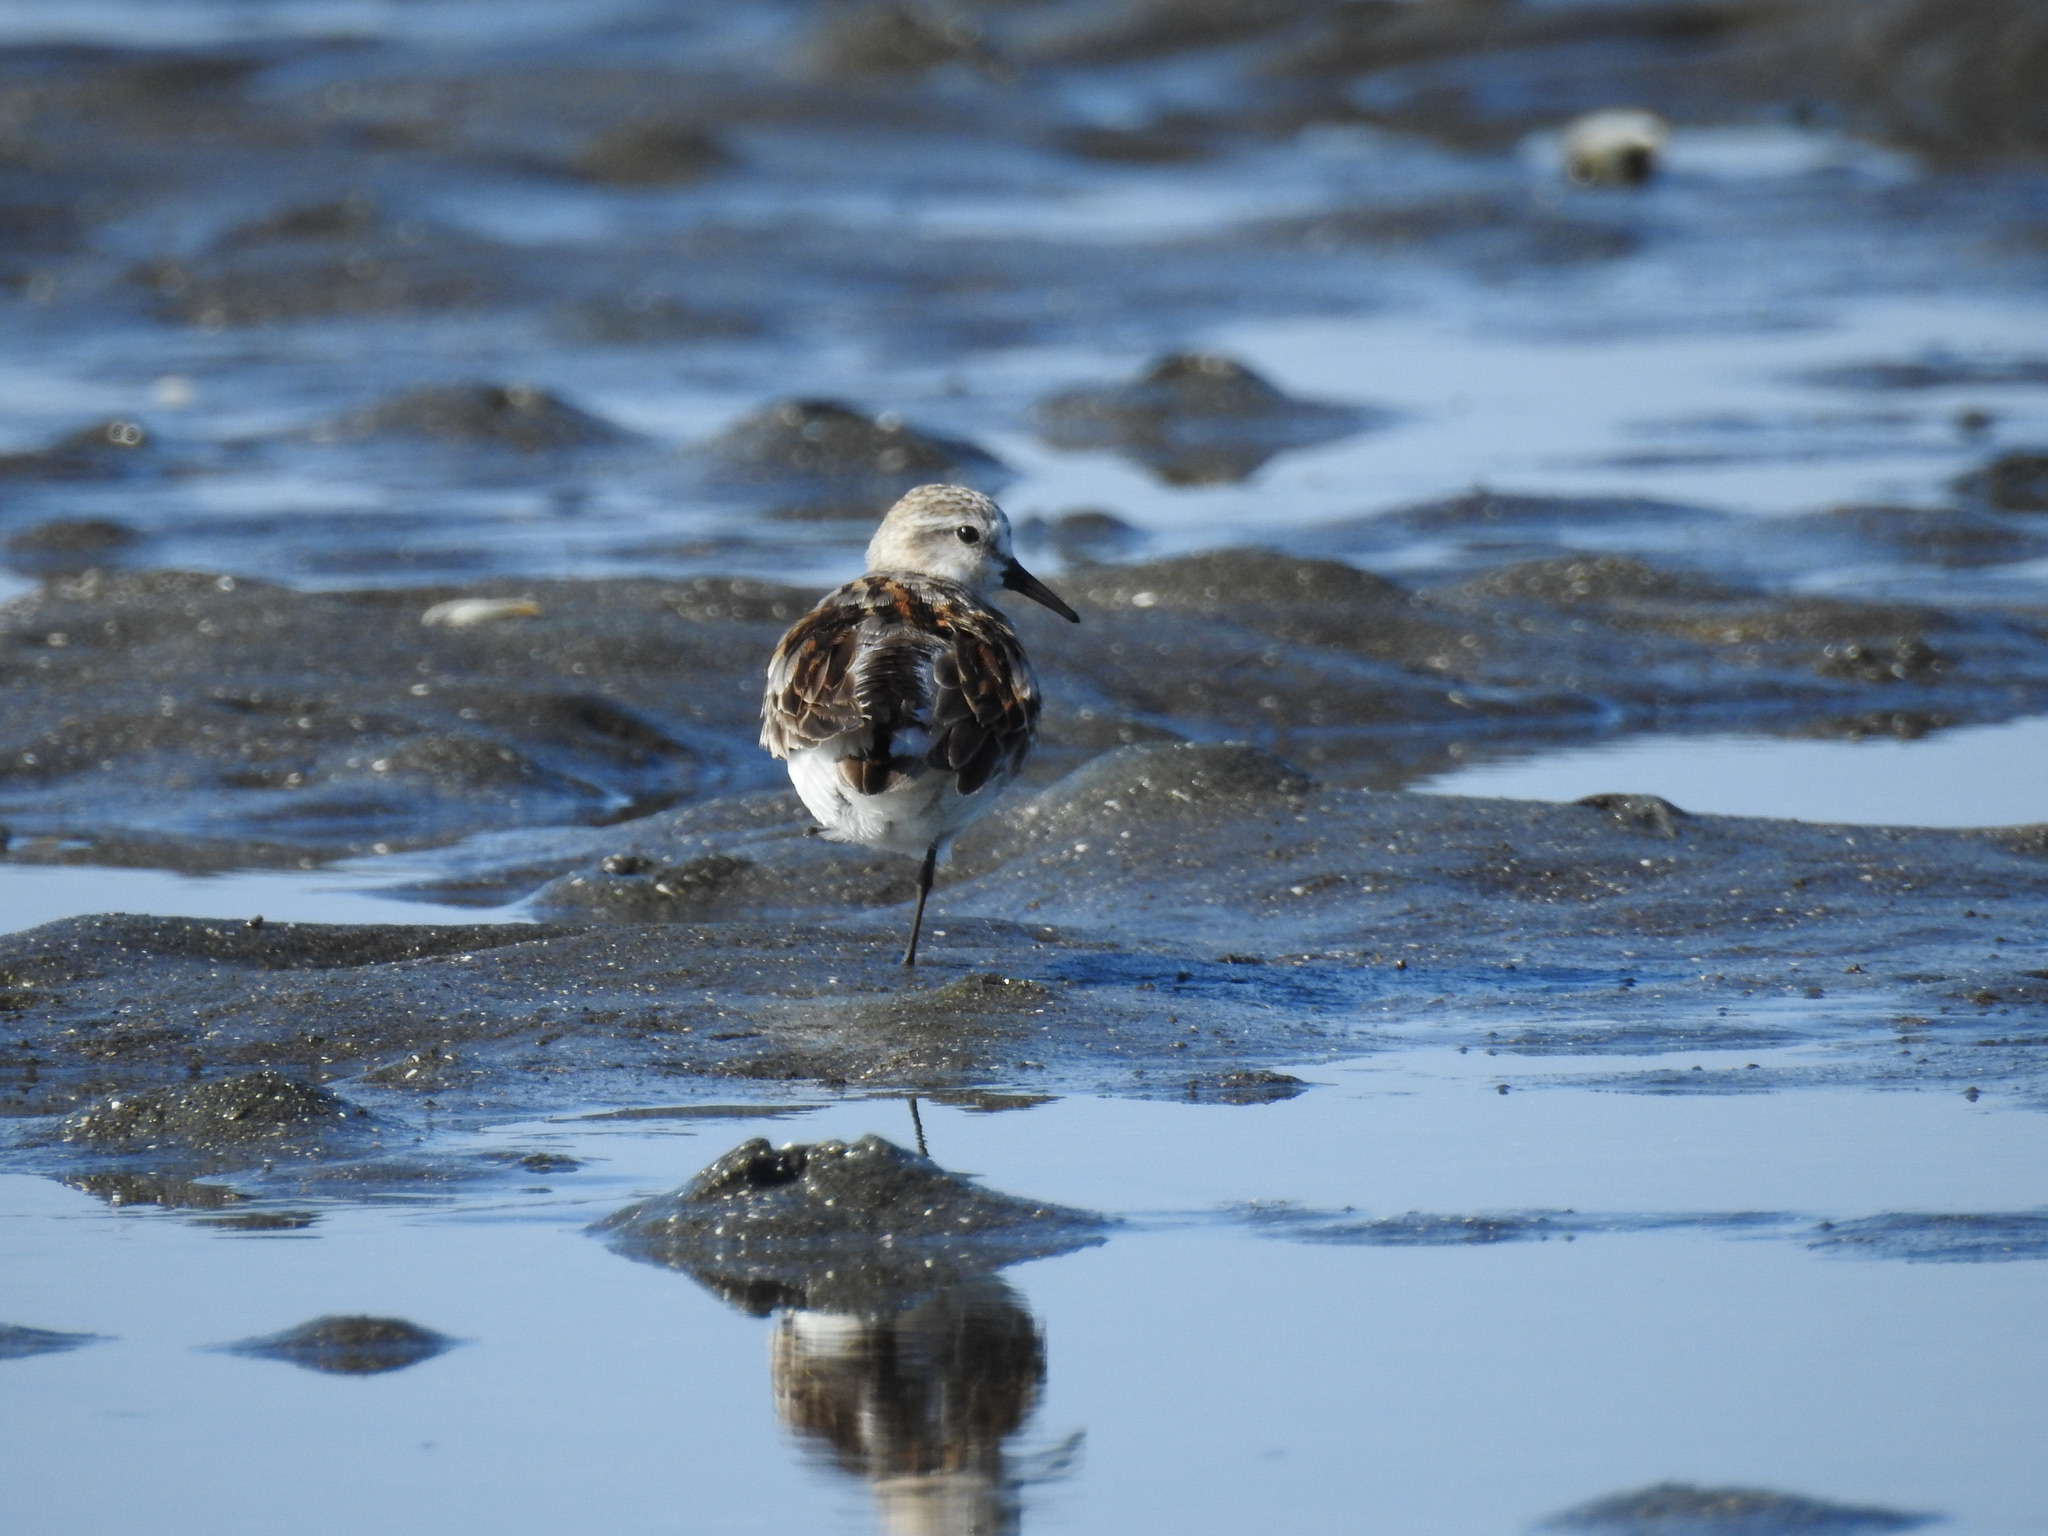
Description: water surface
xmin=4 ymin=1055 xmax=2043 ymax=1536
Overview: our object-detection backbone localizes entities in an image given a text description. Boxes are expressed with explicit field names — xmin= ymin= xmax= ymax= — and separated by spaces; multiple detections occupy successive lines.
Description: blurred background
xmin=2 ymin=0 xmax=2048 ymax=895
xmin=2 ymin=0 xmax=2043 ymax=585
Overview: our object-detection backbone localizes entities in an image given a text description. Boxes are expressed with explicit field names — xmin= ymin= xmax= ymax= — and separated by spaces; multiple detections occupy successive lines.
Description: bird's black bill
xmin=1001 ymin=559 xmax=1081 ymax=623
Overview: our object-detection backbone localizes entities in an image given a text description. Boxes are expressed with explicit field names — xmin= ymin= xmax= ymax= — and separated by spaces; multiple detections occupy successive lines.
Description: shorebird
xmin=760 ymin=483 xmax=1080 ymax=967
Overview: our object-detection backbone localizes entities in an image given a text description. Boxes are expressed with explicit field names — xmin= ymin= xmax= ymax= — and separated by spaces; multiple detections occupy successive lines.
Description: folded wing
xmin=760 ymin=576 xmax=1039 ymax=796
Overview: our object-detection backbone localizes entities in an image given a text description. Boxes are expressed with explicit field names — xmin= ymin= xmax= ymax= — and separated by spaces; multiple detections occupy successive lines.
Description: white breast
xmin=786 ymin=739 xmax=1011 ymax=859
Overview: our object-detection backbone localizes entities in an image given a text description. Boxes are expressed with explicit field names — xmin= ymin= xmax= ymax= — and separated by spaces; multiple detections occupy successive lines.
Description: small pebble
xmin=1562 ymin=108 xmax=1669 ymax=186
xmin=421 ymin=597 xmax=541 ymax=628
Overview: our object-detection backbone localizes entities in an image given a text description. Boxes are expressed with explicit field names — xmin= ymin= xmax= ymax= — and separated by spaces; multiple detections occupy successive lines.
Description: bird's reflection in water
xmin=595 ymin=1133 xmax=1106 ymax=1536
xmin=772 ymin=1277 xmax=1043 ymax=1536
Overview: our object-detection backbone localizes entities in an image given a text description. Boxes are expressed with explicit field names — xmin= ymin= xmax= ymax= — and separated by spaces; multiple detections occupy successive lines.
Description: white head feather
xmin=863 ymin=484 xmax=1014 ymax=592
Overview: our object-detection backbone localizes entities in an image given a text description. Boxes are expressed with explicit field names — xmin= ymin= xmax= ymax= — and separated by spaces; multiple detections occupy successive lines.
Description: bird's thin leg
xmin=901 ymin=841 xmax=939 ymax=968
xmin=907 ymin=1094 xmax=930 ymax=1158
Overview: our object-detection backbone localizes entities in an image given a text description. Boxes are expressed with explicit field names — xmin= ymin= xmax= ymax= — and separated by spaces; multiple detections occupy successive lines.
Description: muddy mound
xmin=566 ymin=119 xmax=730 ymax=185
xmin=1038 ymin=550 xmax=1515 ymax=737
xmin=1266 ymin=0 xmax=2048 ymax=159
xmin=1807 ymin=355 xmax=2048 ymax=391
xmin=1268 ymin=0 xmax=2037 ymax=161
xmin=0 ymin=1324 xmax=102 ymax=1360
xmin=1277 ymin=0 xmax=1806 ymax=142
xmin=1577 ymin=792 xmax=1688 ymax=839
xmin=4 ymin=519 xmax=144 ymax=576
xmin=0 ymin=204 xmax=85 ymax=260
xmin=12 ymin=553 xmax=2048 ymax=868
xmin=0 ymin=913 xmax=581 ymax=1118
xmin=1054 ymin=121 xmax=1219 ymax=164
xmin=0 ymin=573 xmax=784 ymax=862
xmin=0 ymin=421 xmax=155 ymax=482
xmin=1805 ymin=1210 xmax=2048 ymax=1262
xmin=1184 ymin=1068 xmax=1308 ymax=1104
xmin=704 ymin=400 xmax=1008 ymax=519
xmin=8 ymin=784 xmax=2048 ymax=1119
xmin=219 ymin=1315 xmax=454 ymax=1375
xmin=1016 ymin=508 xmax=1147 ymax=564
xmin=317 ymin=383 xmax=632 ymax=452
xmin=964 ymin=742 xmax=1316 ymax=869
xmin=1313 ymin=492 xmax=1731 ymax=570
xmin=533 ymin=793 xmax=915 ymax=921
xmin=1544 ymin=1482 xmax=1932 ymax=1535
xmin=1776 ymin=504 xmax=2048 ymax=567
xmin=596 ymin=1134 xmax=1109 ymax=1310
xmin=809 ymin=3 xmax=993 ymax=78
xmin=1058 ymin=546 xmax=1438 ymax=679
xmin=1434 ymin=555 xmax=1982 ymax=696
xmin=127 ymin=186 xmax=523 ymax=327
xmin=1844 ymin=0 xmax=2048 ymax=160
xmin=1457 ymin=555 xmax=1739 ymax=607
xmin=754 ymin=972 xmax=1079 ymax=1089
xmin=1035 ymin=353 xmax=1375 ymax=485
xmin=1064 ymin=547 xmax=1408 ymax=611
xmin=24 ymin=912 xmax=544 ymax=972
xmin=1028 ymin=0 xmax=1323 ymax=66
xmin=136 ymin=229 xmax=508 ymax=327
xmin=219 ymin=194 xmax=384 ymax=248
xmin=1271 ymin=199 xmax=1641 ymax=267
xmin=57 ymin=1071 xmax=367 ymax=1154
xmin=1041 ymin=740 xmax=1316 ymax=805
xmin=563 ymin=292 xmax=762 ymax=345
xmin=543 ymin=850 xmax=767 ymax=920
xmin=8 ymin=554 xmax=2048 ymax=870
xmin=1247 ymin=1206 xmax=1615 ymax=1247
xmin=1954 ymin=450 xmax=2048 ymax=512
xmin=1386 ymin=491 xmax=1721 ymax=534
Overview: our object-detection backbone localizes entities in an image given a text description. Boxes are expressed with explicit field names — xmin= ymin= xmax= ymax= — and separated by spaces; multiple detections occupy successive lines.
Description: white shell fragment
xmin=420 ymin=596 xmax=542 ymax=628
xmin=1562 ymin=108 xmax=1670 ymax=187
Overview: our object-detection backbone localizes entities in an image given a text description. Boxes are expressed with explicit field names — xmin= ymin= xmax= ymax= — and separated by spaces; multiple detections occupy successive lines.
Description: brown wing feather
xmin=926 ymin=615 xmax=1039 ymax=795
xmin=759 ymin=600 xmax=870 ymax=758
xmin=760 ymin=575 xmax=1039 ymax=797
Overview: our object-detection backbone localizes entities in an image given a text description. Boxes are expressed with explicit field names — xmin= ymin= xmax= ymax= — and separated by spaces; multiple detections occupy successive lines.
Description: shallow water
xmin=0 ymin=859 xmax=529 ymax=934
xmin=4 ymin=1055 xmax=2043 ymax=1536
xmin=1421 ymin=713 xmax=2048 ymax=829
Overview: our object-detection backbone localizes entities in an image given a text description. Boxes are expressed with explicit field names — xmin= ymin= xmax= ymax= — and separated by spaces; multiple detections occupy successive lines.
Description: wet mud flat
xmin=5 ymin=734 xmax=2047 ymax=1199
xmin=3 ymin=534 xmax=2048 ymax=1193
xmin=7 ymin=545 xmax=2048 ymax=866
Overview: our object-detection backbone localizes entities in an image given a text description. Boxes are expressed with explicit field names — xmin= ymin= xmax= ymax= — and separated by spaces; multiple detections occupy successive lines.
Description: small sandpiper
xmin=760 ymin=483 xmax=1080 ymax=966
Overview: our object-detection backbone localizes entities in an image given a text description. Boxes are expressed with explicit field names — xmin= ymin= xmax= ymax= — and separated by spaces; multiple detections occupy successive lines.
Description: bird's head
xmin=864 ymin=484 xmax=1079 ymax=622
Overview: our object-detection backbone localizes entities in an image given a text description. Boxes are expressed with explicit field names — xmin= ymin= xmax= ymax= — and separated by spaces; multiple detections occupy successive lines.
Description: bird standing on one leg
xmin=760 ymin=483 xmax=1080 ymax=967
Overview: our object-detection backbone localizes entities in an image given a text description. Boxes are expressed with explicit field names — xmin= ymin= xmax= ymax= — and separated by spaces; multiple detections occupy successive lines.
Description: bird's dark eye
xmin=956 ymin=525 xmax=980 ymax=544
